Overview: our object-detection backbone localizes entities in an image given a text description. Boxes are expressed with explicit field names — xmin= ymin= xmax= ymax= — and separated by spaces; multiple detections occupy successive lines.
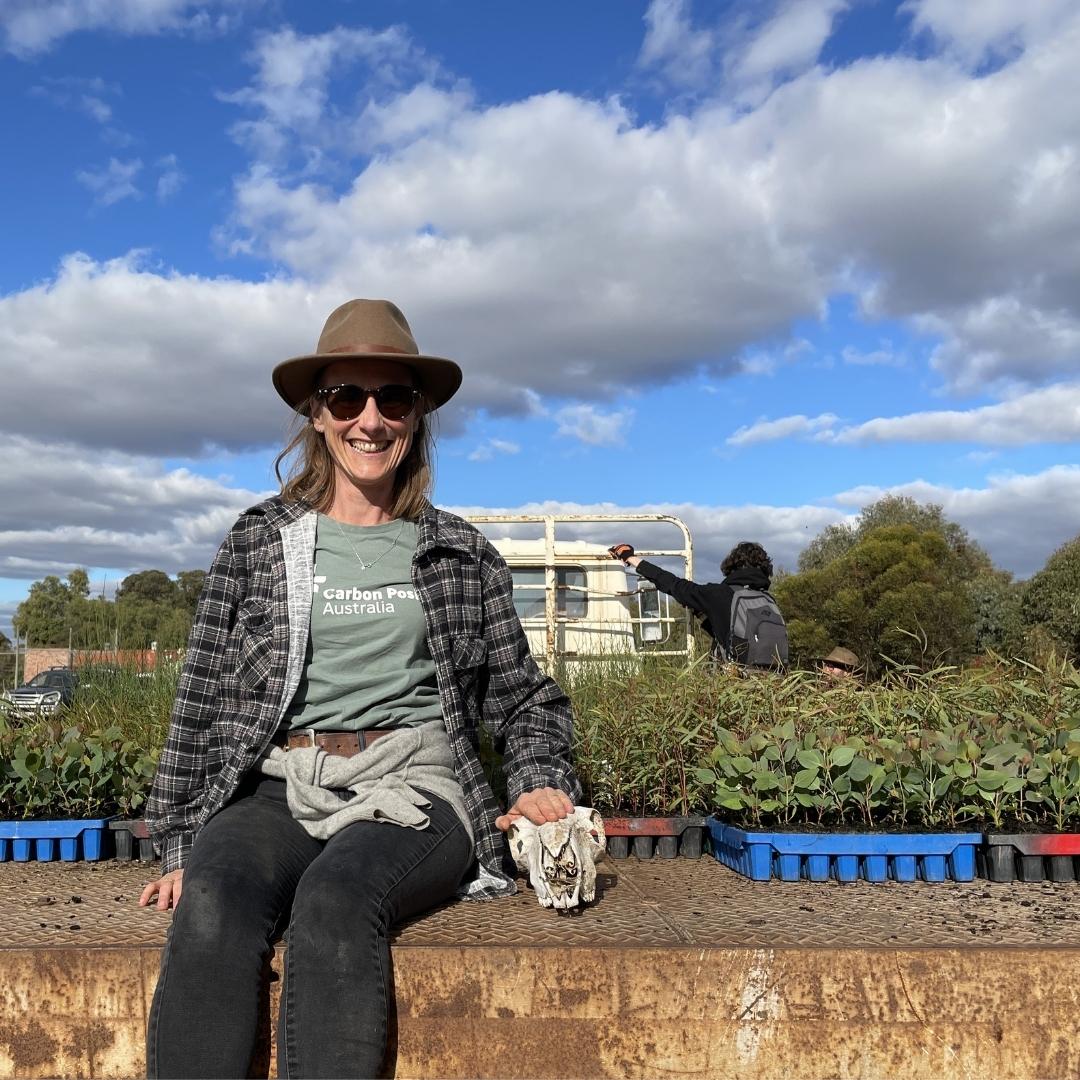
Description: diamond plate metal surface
xmin=2 ymin=856 xmax=1079 ymax=951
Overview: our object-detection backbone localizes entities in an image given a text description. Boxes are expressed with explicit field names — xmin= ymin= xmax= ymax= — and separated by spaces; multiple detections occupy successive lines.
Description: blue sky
xmin=1 ymin=0 xmax=1079 ymax=641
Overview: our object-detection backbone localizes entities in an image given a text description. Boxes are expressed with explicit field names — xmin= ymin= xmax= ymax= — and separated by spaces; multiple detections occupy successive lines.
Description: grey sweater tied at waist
xmin=258 ymin=719 xmax=474 ymax=843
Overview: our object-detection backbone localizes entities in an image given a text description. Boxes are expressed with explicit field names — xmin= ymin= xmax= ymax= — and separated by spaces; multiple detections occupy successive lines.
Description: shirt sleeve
xmin=475 ymin=538 xmax=583 ymax=806
xmin=634 ymin=559 xmax=711 ymax=617
xmin=144 ymin=528 xmax=246 ymax=874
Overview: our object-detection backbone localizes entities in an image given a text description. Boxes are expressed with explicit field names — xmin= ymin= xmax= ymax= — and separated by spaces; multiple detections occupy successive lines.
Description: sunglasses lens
xmin=324 ymin=385 xmax=366 ymax=420
xmin=375 ymin=385 xmax=417 ymax=420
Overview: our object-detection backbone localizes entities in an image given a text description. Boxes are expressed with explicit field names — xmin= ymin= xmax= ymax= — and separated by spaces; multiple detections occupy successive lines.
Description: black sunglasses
xmin=314 ymin=383 xmax=421 ymax=422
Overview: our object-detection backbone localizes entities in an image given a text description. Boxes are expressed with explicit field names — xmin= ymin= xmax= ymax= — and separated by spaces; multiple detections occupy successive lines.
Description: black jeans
xmin=147 ymin=774 xmax=474 ymax=1079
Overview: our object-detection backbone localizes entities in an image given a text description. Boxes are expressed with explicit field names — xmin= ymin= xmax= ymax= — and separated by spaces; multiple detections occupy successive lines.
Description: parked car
xmin=1 ymin=667 xmax=80 ymax=715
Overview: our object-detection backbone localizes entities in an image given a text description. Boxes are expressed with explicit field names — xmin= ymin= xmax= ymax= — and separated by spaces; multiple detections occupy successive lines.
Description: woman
xmin=140 ymin=299 xmax=581 ymax=1079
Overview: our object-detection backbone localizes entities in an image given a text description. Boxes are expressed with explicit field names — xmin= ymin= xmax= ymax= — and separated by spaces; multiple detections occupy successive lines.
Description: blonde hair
xmin=275 ymin=391 xmax=436 ymax=520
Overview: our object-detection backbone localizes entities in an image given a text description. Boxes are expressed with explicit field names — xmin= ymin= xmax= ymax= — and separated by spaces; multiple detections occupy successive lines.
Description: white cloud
xmin=220 ymin=24 xmax=448 ymax=165
xmin=638 ymin=0 xmax=716 ymax=91
xmin=0 ymin=252 xmax=331 ymax=455
xmin=75 ymin=157 xmax=143 ymax=206
xmin=211 ymin=8 xmax=1080 ymax=403
xmin=31 ymin=76 xmax=119 ymax=123
xmin=904 ymin=0 xmax=1077 ymax=66
xmin=726 ymin=383 xmax=1080 ymax=447
xmin=1 ymin=0 xmax=258 ymax=57
xmin=919 ymin=298 xmax=1080 ymax=393
xmin=832 ymin=382 xmax=1080 ymax=445
xmin=156 ymin=154 xmax=185 ymax=201
xmin=841 ymin=344 xmax=906 ymax=367
xmin=467 ymin=438 xmax=520 ymax=462
xmin=727 ymin=413 xmax=839 ymax=447
xmin=554 ymin=405 xmax=635 ymax=447
xmin=728 ymin=0 xmax=851 ymax=92
xmin=0 ymin=435 xmax=270 ymax=582
xmin=831 ymin=465 xmax=1080 ymax=576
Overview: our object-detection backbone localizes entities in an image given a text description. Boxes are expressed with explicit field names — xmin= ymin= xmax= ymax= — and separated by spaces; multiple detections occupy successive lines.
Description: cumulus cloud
xmin=731 ymin=383 xmax=1080 ymax=447
xmin=554 ymin=405 xmax=635 ymax=447
xmin=727 ymin=413 xmax=839 ymax=447
xmin=0 ymin=435 xmax=271 ymax=581
xmin=832 ymin=383 xmax=1080 ymax=445
xmin=841 ymin=344 xmax=906 ymax=367
xmin=155 ymin=154 xmax=185 ymax=201
xmin=1 ymin=0 xmax=258 ymax=57
xmin=727 ymin=0 xmax=852 ymax=94
xmin=905 ymin=0 xmax=1077 ymax=67
xmin=467 ymin=438 xmax=520 ymax=462
xmin=75 ymin=157 xmax=143 ymax=206
xmin=832 ymin=465 xmax=1080 ymax=576
xmin=638 ymin=0 xmax=717 ymax=91
xmin=220 ymin=23 xmax=452 ymax=166
xmin=30 ymin=75 xmax=119 ymax=124
xmin=206 ymin=7 xmax=1080 ymax=405
xmin=0 ymin=252 xmax=331 ymax=455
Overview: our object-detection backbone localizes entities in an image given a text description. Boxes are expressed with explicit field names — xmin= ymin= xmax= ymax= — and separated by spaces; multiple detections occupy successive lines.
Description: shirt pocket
xmin=235 ymin=599 xmax=274 ymax=692
xmin=451 ymin=633 xmax=488 ymax=704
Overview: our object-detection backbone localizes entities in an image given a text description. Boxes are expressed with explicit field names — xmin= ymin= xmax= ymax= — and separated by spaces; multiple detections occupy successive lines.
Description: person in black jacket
xmin=608 ymin=540 xmax=777 ymax=661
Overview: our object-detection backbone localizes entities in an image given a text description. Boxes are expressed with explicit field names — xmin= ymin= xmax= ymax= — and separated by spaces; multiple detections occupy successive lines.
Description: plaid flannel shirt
xmin=144 ymin=495 xmax=581 ymax=899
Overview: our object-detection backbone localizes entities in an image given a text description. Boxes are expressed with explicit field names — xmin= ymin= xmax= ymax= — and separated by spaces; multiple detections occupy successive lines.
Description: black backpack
xmin=716 ymin=586 xmax=788 ymax=668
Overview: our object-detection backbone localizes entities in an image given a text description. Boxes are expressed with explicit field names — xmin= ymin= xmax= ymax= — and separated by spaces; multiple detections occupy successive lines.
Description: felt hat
xmin=273 ymin=299 xmax=462 ymax=411
xmin=817 ymin=646 xmax=860 ymax=670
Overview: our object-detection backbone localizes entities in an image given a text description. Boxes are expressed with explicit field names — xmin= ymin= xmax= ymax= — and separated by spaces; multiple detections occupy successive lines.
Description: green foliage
xmin=776 ymin=524 xmax=976 ymax=675
xmin=798 ymin=495 xmax=993 ymax=579
xmin=0 ymin=716 xmax=159 ymax=820
xmin=1021 ymin=534 xmax=1080 ymax=660
xmin=14 ymin=566 xmax=203 ymax=650
xmin=568 ymin=656 xmax=1080 ymax=831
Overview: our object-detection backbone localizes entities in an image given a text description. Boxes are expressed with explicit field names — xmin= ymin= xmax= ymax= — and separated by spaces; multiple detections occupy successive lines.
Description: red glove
xmin=608 ymin=544 xmax=634 ymax=562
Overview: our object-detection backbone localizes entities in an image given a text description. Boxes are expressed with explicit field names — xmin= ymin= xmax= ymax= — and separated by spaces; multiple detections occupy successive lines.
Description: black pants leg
xmin=147 ymin=776 xmax=473 ymax=1080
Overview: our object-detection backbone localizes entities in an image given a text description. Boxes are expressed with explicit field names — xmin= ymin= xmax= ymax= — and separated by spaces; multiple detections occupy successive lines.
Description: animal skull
xmin=507 ymin=807 xmax=606 ymax=911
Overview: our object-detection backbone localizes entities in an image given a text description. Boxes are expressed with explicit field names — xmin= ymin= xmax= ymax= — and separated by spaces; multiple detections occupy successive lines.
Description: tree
xmin=0 ymin=630 xmax=11 ymax=652
xmin=117 ymin=570 xmax=179 ymax=605
xmin=776 ymin=524 xmax=976 ymax=676
xmin=13 ymin=575 xmax=75 ymax=646
xmin=798 ymin=495 xmax=993 ymax=579
xmin=176 ymin=570 xmax=207 ymax=616
xmin=1021 ymin=535 xmax=1080 ymax=659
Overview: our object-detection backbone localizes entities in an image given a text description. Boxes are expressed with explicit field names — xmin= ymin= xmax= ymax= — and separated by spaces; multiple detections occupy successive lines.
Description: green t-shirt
xmin=284 ymin=515 xmax=443 ymax=731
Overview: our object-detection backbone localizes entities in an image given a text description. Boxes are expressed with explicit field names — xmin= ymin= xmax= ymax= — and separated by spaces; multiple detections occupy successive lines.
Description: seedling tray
xmin=109 ymin=819 xmax=157 ymax=862
xmin=0 ymin=819 xmax=114 ymax=863
xmin=604 ymin=816 xmax=707 ymax=860
xmin=981 ymin=833 xmax=1080 ymax=883
xmin=708 ymin=821 xmax=981 ymax=882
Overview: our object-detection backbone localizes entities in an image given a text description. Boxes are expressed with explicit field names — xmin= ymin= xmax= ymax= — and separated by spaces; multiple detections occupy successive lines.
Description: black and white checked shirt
xmin=144 ymin=496 xmax=581 ymax=898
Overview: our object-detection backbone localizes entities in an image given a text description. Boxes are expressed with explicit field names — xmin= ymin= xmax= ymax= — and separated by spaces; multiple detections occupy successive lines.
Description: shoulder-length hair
xmin=274 ymin=392 xmax=436 ymax=520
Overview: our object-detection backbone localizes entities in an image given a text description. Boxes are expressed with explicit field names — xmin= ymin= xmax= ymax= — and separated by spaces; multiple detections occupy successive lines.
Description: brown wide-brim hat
xmin=816 ymin=647 xmax=860 ymax=670
xmin=273 ymin=299 xmax=462 ymax=412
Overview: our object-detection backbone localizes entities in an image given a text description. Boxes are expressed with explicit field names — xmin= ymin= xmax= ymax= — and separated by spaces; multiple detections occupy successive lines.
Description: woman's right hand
xmin=140 ymin=869 xmax=184 ymax=911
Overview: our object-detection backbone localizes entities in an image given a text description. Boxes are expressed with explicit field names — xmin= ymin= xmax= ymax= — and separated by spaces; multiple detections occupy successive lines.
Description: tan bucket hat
xmin=817 ymin=646 xmax=860 ymax=670
xmin=273 ymin=299 xmax=462 ymax=411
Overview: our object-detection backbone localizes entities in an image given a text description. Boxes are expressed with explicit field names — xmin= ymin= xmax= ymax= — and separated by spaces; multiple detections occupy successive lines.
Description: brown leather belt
xmin=273 ymin=728 xmax=408 ymax=758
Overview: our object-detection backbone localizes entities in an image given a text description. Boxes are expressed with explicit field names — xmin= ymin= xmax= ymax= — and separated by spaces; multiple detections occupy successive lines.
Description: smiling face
xmin=311 ymin=357 xmax=421 ymax=512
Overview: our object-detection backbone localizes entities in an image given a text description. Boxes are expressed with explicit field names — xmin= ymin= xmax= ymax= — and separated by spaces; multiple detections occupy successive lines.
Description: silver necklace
xmin=331 ymin=516 xmax=406 ymax=572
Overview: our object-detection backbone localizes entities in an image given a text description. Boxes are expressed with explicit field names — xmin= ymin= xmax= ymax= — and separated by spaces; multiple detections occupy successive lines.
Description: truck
xmin=465 ymin=513 xmax=697 ymax=672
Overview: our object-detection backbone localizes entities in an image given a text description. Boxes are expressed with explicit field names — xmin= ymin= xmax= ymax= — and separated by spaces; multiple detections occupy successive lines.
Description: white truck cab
xmin=465 ymin=514 xmax=696 ymax=672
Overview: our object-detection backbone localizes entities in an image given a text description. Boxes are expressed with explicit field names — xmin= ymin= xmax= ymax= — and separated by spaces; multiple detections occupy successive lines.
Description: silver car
xmin=1 ymin=668 xmax=79 ymax=715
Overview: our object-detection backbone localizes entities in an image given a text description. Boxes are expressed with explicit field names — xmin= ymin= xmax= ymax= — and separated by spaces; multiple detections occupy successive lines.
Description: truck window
xmin=511 ymin=566 xmax=588 ymax=621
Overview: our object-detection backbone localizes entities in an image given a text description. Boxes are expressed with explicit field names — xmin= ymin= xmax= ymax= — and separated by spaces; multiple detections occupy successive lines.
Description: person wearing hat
xmin=816 ymin=646 xmax=860 ymax=677
xmin=140 ymin=299 xmax=581 ymax=1078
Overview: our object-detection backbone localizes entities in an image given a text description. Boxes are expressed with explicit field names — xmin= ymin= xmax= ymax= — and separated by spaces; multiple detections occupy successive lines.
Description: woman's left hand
xmin=495 ymin=787 xmax=575 ymax=832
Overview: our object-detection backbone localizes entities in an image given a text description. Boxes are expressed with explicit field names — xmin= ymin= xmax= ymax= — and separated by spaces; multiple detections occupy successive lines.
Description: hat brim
xmin=272 ymin=351 xmax=463 ymax=412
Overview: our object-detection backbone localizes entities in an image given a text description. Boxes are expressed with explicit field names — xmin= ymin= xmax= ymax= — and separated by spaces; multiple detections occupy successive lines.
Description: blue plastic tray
xmin=708 ymin=821 xmax=981 ymax=882
xmin=0 ymin=819 xmax=114 ymax=863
